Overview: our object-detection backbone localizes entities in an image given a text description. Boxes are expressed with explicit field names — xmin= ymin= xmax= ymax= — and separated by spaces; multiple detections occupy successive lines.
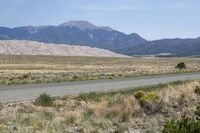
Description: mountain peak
xmin=59 ymin=20 xmax=113 ymax=31
xmin=59 ymin=20 xmax=95 ymax=30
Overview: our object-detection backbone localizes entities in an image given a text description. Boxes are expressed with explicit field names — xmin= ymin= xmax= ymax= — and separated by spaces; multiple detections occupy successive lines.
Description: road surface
xmin=0 ymin=72 xmax=200 ymax=102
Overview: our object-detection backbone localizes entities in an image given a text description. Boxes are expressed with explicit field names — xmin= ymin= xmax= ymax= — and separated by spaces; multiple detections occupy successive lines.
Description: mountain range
xmin=0 ymin=20 xmax=199 ymax=56
xmin=117 ymin=37 xmax=200 ymax=56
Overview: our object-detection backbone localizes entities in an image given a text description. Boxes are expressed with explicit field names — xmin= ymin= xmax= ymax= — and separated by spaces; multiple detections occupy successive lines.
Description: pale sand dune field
xmin=0 ymin=40 xmax=128 ymax=57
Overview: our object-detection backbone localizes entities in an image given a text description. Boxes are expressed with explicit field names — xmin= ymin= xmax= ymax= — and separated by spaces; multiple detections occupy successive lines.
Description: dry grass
xmin=0 ymin=54 xmax=200 ymax=85
xmin=0 ymin=80 xmax=200 ymax=133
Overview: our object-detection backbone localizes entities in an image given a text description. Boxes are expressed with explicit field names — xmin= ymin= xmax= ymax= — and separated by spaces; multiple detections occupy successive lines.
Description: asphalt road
xmin=0 ymin=72 xmax=200 ymax=102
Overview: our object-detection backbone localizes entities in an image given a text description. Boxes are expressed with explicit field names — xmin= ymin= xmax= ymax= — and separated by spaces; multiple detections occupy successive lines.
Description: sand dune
xmin=0 ymin=40 xmax=128 ymax=57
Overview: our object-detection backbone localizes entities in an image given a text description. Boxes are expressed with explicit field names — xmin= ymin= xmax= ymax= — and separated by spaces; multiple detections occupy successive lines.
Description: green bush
xmin=175 ymin=62 xmax=186 ymax=71
xmin=194 ymin=86 xmax=200 ymax=118
xmin=194 ymin=86 xmax=200 ymax=96
xmin=195 ymin=105 xmax=200 ymax=118
xmin=72 ymin=75 xmax=79 ymax=81
xmin=0 ymin=102 xmax=2 ymax=111
xmin=134 ymin=91 xmax=159 ymax=106
xmin=163 ymin=116 xmax=200 ymax=133
xmin=163 ymin=86 xmax=200 ymax=133
xmin=134 ymin=91 xmax=145 ymax=100
xmin=139 ymin=92 xmax=159 ymax=106
xmin=34 ymin=93 xmax=54 ymax=107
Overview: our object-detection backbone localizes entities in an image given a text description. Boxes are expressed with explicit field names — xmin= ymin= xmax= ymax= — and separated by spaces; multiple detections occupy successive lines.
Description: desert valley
xmin=0 ymin=1 xmax=200 ymax=133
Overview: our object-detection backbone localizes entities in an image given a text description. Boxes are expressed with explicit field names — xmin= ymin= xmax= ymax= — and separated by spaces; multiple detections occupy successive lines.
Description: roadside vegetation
xmin=34 ymin=93 xmax=54 ymax=107
xmin=162 ymin=86 xmax=200 ymax=133
xmin=0 ymin=54 xmax=200 ymax=85
xmin=0 ymin=80 xmax=200 ymax=133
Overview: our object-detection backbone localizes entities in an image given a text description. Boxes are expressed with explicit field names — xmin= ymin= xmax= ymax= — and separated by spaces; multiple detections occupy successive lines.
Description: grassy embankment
xmin=0 ymin=54 xmax=200 ymax=85
xmin=0 ymin=80 xmax=200 ymax=133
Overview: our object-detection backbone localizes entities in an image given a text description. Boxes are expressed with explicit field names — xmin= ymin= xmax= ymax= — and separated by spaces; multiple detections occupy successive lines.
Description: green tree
xmin=175 ymin=62 xmax=186 ymax=71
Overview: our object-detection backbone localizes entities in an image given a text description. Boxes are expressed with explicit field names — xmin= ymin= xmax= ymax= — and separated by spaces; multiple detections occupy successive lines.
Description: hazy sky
xmin=0 ymin=0 xmax=200 ymax=40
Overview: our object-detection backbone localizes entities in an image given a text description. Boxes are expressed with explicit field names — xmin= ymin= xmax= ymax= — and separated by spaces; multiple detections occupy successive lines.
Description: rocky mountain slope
xmin=0 ymin=21 xmax=146 ymax=51
xmin=0 ymin=40 xmax=128 ymax=57
xmin=117 ymin=37 xmax=200 ymax=56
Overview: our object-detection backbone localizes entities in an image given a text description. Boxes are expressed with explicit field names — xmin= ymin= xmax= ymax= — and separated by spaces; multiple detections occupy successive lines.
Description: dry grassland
xmin=0 ymin=54 xmax=200 ymax=85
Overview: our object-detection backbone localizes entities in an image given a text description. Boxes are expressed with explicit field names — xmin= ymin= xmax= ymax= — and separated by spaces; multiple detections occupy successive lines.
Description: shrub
xmin=134 ymin=91 xmax=159 ymax=106
xmin=72 ymin=75 xmax=79 ymax=81
xmin=77 ymin=92 xmax=101 ymax=102
xmin=163 ymin=116 xmax=200 ymax=133
xmin=194 ymin=86 xmax=200 ymax=96
xmin=195 ymin=105 xmax=200 ymax=118
xmin=175 ymin=62 xmax=186 ymax=71
xmin=34 ymin=93 xmax=54 ymax=107
xmin=0 ymin=102 xmax=2 ymax=111
xmin=194 ymin=86 xmax=200 ymax=118
xmin=134 ymin=91 xmax=145 ymax=100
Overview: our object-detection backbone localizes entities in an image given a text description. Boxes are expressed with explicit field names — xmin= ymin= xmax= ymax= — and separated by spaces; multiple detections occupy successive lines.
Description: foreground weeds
xmin=0 ymin=80 xmax=199 ymax=133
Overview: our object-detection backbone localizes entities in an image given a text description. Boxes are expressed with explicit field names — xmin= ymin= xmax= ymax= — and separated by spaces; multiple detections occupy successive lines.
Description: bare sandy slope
xmin=0 ymin=40 xmax=128 ymax=57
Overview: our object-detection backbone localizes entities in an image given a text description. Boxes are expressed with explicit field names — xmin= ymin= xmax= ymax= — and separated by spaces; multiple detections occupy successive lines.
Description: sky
xmin=0 ymin=0 xmax=200 ymax=40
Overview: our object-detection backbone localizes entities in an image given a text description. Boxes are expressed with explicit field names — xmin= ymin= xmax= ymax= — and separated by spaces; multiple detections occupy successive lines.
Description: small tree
xmin=175 ymin=62 xmax=186 ymax=71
